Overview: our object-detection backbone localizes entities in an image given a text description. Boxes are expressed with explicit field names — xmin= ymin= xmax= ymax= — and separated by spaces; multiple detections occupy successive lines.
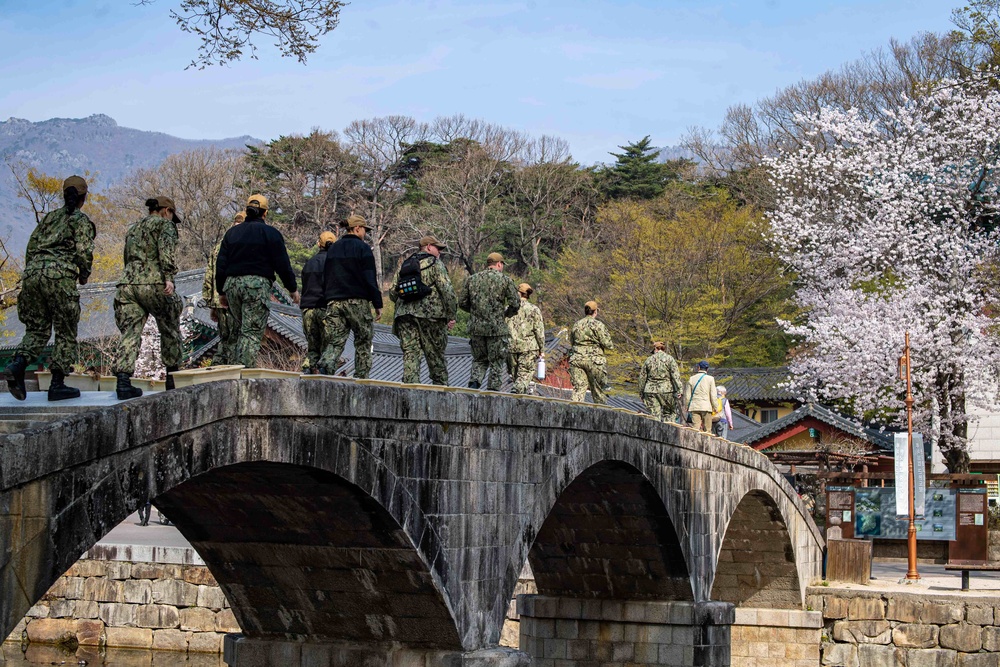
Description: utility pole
xmin=899 ymin=331 xmax=920 ymax=581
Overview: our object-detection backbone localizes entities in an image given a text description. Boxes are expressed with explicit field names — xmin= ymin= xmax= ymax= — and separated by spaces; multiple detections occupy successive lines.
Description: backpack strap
xmin=686 ymin=373 xmax=705 ymax=412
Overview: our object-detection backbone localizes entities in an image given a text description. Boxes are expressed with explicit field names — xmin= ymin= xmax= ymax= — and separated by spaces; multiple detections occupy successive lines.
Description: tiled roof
xmin=734 ymin=402 xmax=893 ymax=452
xmin=0 ymin=269 xmax=209 ymax=351
xmin=712 ymin=366 xmax=798 ymax=403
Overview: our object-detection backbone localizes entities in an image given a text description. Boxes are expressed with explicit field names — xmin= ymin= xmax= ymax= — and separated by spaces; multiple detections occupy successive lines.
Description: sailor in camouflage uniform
xmin=113 ymin=195 xmax=184 ymax=400
xmin=389 ymin=235 xmax=457 ymax=385
xmin=458 ymin=252 xmax=521 ymax=390
xmin=202 ymin=211 xmax=244 ymax=365
xmin=638 ymin=341 xmax=682 ymax=422
xmin=569 ymin=300 xmax=614 ymax=404
xmin=506 ymin=282 xmax=545 ymax=394
xmin=299 ymin=231 xmax=336 ymax=373
xmin=4 ymin=175 xmax=95 ymax=401
xmin=319 ymin=215 xmax=382 ymax=377
xmin=215 ymin=195 xmax=300 ymax=368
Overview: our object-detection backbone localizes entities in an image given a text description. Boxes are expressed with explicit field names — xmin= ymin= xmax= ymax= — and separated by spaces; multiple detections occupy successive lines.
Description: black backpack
xmin=395 ymin=253 xmax=435 ymax=302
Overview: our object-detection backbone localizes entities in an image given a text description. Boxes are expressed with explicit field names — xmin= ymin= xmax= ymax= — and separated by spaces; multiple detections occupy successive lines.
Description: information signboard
xmin=854 ymin=487 xmax=955 ymax=541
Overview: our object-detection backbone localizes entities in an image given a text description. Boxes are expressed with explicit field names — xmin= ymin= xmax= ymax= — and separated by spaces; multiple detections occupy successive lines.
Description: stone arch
xmin=153 ymin=461 xmax=462 ymax=648
xmin=527 ymin=460 xmax=693 ymax=600
xmin=710 ymin=489 xmax=802 ymax=609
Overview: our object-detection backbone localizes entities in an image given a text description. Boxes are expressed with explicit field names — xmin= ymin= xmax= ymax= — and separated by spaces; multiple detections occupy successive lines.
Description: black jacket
xmin=323 ymin=234 xmax=383 ymax=308
xmin=299 ymin=248 xmax=328 ymax=310
xmin=215 ymin=218 xmax=297 ymax=294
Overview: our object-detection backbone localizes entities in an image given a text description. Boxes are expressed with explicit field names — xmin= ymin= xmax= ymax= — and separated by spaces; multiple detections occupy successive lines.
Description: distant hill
xmin=0 ymin=114 xmax=258 ymax=253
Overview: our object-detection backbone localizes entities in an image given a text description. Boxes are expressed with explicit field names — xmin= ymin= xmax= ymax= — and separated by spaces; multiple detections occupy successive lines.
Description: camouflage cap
xmin=517 ymin=282 xmax=533 ymax=296
xmin=319 ymin=231 xmax=337 ymax=247
xmin=233 ymin=211 xmax=246 ymax=223
xmin=247 ymin=194 xmax=269 ymax=210
xmin=346 ymin=214 xmax=370 ymax=230
xmin=585 ymin=300 xmax=599 ymax=311
xmin=486 ymin=252 xmax=504 ymax=265
xmin=149 ymin=195 xmax=176 ymax=211
xmin=63 ymin=175 xmax=88 ymax=194
xmin=419 ymin=235 xmax=446 ymax=249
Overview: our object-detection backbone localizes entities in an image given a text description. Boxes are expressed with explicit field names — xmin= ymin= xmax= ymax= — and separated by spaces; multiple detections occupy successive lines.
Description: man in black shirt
xmin=215 ymin=194 xmax=299 ymax=367
xmin=299 ymin=231 xmax=335 ymax=373
xmin=318 ymin=215 xmax=383 ymax=377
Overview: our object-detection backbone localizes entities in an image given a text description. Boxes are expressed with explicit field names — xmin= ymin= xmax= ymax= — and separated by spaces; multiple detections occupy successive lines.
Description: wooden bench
xmin=944 ymin=563 xmax=1000 ymax=591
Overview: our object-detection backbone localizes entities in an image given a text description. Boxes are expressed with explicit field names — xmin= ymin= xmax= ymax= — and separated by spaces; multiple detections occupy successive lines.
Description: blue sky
xmin=0 ymin=0 xmax=958 ymax=164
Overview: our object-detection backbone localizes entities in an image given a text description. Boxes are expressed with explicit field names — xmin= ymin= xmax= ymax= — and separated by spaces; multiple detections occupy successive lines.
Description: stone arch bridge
xmin=0 ymin=379 xmax=822 ymax=666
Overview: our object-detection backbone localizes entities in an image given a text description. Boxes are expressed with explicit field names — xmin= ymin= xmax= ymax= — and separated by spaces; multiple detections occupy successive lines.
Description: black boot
xmin=165 ymin=366 xmax=178 ymax=391
xmin=468 ymin=380 xmax=481 ymax=389
xmin=48 ymin=369 xmax=81 ymax=401
xmin=116 ymin=373 xmax=142 ymax=400
xmin=4 ymin=355 xmax=27 ymax=401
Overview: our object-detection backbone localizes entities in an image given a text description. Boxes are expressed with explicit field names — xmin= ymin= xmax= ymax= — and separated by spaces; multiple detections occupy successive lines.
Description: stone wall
xmin=808 ymin=587 xmax=1000 ymax=666
xmin=3 ymin=546 xmax=238 ymax=655
xmin=518 ymin=595 xmax=733 ymax=666
xmin=730 ymin=607 xmax=822 ymax=667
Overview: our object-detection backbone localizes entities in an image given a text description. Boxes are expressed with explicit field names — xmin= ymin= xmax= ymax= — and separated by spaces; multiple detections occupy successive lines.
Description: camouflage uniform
xmin=459 ymin=268 xmax=520 ymax=390
xmin=639 ymin=350 xmax=682 ymax=422
xmin=301 ymin=307 xmax=325 ymax=371
xmin=507 ymin=297 xmax=544 ymax=394
xmin=569 ymin=316 xmax=614 ymax=404
xmin=114 ymin=214 xmax=183 ymax=375
xmin=389 ymin=253 xmax=457 ymax=385
xmin=202 ymin=240 xmax=237 ymax=365
xmin=224 ymin=275 xmax=272 ymax=368
xmin=15 ymin=207 xmax=96 ymax=373
xmin=319 ymin=299 xmax=375 ymax=377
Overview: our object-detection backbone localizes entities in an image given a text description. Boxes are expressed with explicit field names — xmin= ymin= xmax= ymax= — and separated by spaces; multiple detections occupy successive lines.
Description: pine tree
xmin=598 ymin=136 xmax=685 ymax=201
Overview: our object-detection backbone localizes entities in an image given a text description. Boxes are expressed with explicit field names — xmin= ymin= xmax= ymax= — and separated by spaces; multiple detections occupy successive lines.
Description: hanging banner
xmin=894 ymin=432 xmax=925 ymax=517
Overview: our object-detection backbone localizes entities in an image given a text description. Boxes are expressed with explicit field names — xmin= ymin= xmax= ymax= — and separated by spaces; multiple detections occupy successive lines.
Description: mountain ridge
xmin=0 ymin=114 xmax=259 ymax=254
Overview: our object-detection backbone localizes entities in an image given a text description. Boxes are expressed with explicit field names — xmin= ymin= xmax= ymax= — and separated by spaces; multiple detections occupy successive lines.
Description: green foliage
xmin=596 ymin=136 xmax=692 ymax=201
xmin=539 ymin=185 xmax=795 ymax=391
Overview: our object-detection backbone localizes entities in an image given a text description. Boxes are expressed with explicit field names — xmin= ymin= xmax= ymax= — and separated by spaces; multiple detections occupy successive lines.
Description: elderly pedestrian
xmin=390 ymin=235 xmax=457 ymax=385
xmin=5 ymin=175 xmax=95 ymax=401
xmin=113 ymin=196 xmax=184 ymax=399
xmin=684 ymin=360 xmax=719 ymax=432
xmin=638 ymin=341 xmax=682 ymax=422
xmin=569 ymin=300 xmax=614 ymax=404
xmin=713 ymin=386 xmax=735 ymax=439
xmin=319 ymin=215 xmax=382 ymax=377
xmin=458 ymin=252 xmax=521 ymax=390
xmin=202 ymin=211 xmax=244 ymax=365
xmin=215 ymin=194 xmax=300 ymax=368
xmin=299 ymin=231 xmax=337 ymax=373
xmin=507 ymin=282 xmax=545 ymax=394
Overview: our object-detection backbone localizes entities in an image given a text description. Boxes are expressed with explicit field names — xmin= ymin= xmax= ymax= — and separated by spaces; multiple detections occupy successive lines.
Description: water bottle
xmin=536 ymin=356 xmax=546 ymax=381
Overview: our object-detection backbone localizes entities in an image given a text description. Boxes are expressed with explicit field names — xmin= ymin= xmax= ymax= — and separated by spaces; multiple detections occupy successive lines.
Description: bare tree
xmin=344 ymin=116 xmax=429 ymax=285
xmin=116 ymin=148 xmax=249 ymax=269
xmin=685 ymin=32 xmax=972 ymax=208
xmin=420 ymin=116 xmax=527 ymax=273
xmin=507 ymin=135 xmax=588 ymax=270
xmin=144 ymin=0 xmax=346 ymax=69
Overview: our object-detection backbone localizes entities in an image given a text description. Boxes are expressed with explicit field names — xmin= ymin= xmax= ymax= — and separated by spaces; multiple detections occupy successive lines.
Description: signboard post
xmin=898 ymin=332 xmax=920 ymax=580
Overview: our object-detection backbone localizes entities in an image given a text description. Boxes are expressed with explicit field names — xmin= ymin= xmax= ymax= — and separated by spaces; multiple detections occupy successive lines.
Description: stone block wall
xmin=808 ymin=587 xmax=1000 ymax=666
xmin=3 ymin=550 xmax=239 ymax=655
xmin=730 ymin=607 xmax=822 ymax=667
xmin=518 ymin=595 xmax=733 ymax=667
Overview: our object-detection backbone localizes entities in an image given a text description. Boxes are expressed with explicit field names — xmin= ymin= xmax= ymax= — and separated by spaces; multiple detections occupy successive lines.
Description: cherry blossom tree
xmin=768 ymin=77 xmax=1000 ymax=472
